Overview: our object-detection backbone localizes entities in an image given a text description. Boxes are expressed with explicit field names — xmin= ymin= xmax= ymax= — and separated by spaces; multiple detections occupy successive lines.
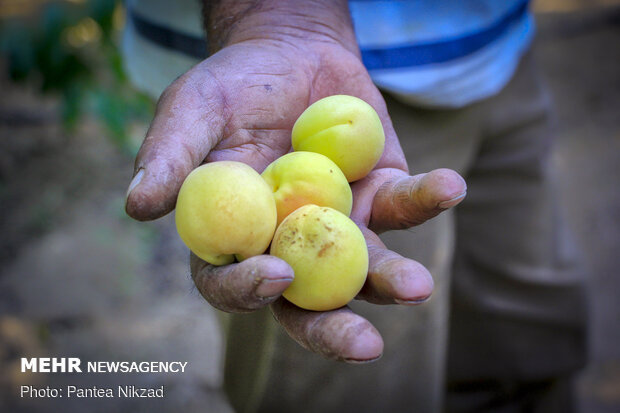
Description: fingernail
xmin=344 ymin=354 xmax=383 ymax=364
xmin=255 ymin=277 xmax=293 ymax=298
xmin=126 ymin=168 xmax=144 ymax=199
xmin=438 ymin=191 xmax=466 ymax=209
xmin=395 ymin=296 xmax=431 ymax=305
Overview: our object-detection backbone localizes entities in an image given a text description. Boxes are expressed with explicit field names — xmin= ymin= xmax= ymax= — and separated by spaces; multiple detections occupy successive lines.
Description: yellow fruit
xmin=291 ymin=95 xmax=385 ymax=182
xmin=261 ymin=151 xmax=352 ymax=226
xmin=175 ymin=161 xmax=277 ymax=265
xmin=270 ymin=204 xmax=368 ymax=311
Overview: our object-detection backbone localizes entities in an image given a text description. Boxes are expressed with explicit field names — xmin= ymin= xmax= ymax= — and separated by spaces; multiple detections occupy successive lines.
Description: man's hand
xmin=125 ymin=0 xmax=466 ymax=362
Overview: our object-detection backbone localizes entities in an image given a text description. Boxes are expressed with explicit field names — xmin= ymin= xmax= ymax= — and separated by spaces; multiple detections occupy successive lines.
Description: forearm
xmin=202 ymin=0 xmax=359 ymax=55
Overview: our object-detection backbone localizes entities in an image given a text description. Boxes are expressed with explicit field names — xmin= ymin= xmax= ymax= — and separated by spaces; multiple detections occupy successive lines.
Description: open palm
xmin=126 ymin=38 xmax=466 ymax=362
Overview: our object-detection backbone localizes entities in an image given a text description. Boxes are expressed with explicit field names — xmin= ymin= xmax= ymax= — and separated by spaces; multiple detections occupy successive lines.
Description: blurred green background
xmin=1 ymin=0 xmax=152 ymax=155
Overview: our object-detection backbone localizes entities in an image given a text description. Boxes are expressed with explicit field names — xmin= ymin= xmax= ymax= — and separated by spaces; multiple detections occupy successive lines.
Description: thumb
xmin=125 ymin=70 xmax=227 ymax=221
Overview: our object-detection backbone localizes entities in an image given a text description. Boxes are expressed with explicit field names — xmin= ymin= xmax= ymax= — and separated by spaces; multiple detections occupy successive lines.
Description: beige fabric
xmin=223 ymin=51 xmax=588 ymax=413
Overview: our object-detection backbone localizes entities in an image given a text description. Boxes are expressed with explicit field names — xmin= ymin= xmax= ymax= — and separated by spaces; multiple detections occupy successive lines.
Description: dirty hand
xmin=125 ymin=0 xmax=466 ymax=362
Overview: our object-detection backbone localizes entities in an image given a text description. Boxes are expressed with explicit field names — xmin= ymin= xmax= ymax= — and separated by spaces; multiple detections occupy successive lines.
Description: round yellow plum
xmin=175 ymin=161 xmax=277 ymax=266
xmin=291 ymin=95 xmax=385 ymax=182
xmin=261 ymin=151 xmax=352 ymax=226
xmin=270 ymin=204 xmax=368 ymax=311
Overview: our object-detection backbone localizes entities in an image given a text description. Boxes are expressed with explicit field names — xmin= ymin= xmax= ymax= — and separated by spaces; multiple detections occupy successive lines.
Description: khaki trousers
xmin=223 ymin=51 xmax=588 ymax=413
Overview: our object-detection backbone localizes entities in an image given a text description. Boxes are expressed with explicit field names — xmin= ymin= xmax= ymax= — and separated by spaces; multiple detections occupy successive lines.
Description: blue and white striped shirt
xmin=123 ymin=0 xmax=533 ymax=108
xmin=350 ymin=0 xmax=533 ymax=107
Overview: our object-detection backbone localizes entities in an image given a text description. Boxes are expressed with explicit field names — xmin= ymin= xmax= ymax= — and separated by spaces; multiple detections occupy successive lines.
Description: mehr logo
xmin=21 ymin=358 xmax=82 ymax=373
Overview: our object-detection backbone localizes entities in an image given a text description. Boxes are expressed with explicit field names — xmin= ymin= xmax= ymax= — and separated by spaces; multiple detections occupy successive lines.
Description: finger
xmin=126 ymin=67 xmax=228 ymax=221
xmin=357 ymin=227 xmax=434 ymax=305
xmin=191 ymin=254 xmax=294 ymax=313
xmin=370 ymin=168 xmax=466 ymax=232
xmin=351 ymin=168 xmax=466 ymax=233
xmin=271 ymin=298 xmax=384 ymax=363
